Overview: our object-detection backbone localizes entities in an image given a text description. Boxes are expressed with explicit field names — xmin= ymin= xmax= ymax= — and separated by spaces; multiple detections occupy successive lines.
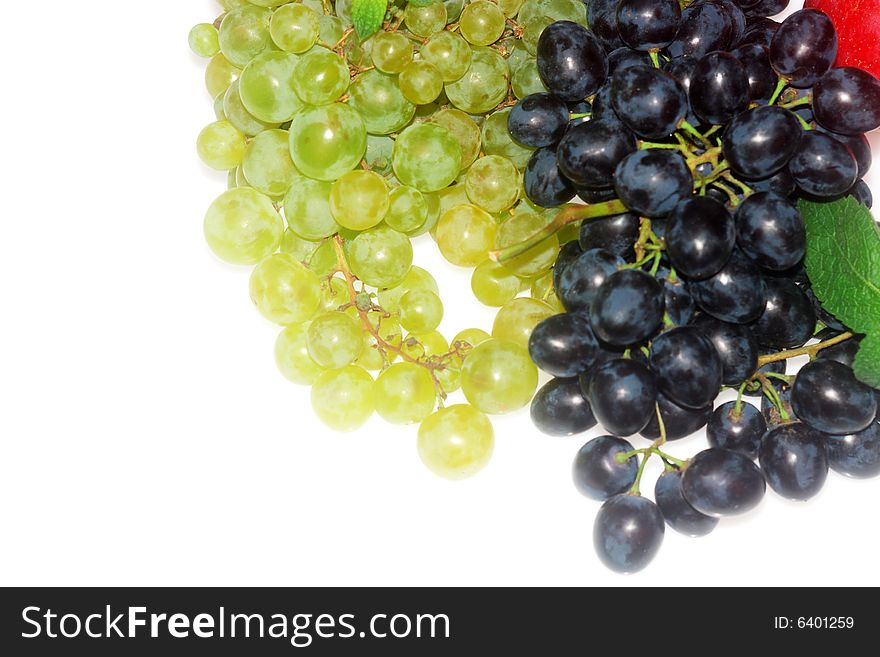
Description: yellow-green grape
xmin=356 ymin=314 xmax=402 ymax=370
xmin=379 ymin=266 xmax=439 ymax=312
xmin=557 ymin=219 xmax=581 ymax=245
xmin=283 ymin=177 xmax=340 ymax=240
xmin=403 ymin=330 xmax=450 ymax=360
xmin=269 ymin=3 xmax=320 ymax=54
xmin=404 ymin=1 xmax=448 ymax=38
xmin=399 ymin=289 xmax=444 ymax=333
xmin=393 ymin=123 xmax=462 ymax=193
xmin=250 ymin=253 xmax=323 ymax=324
xmin=218 ymin=0 xmax=250 ymax=8
xmin=471 ymin=259 xmax=521 ymax=307
xmin=505 ymin=39 xmax=530 ymax=73
xmin=205 ymin=53 xmax=242 ymax=97
xmin=242 ymin=129 xmax=299 ymax=197
xmin=398 ymin=60 xmax=444 ymax=105
xmin=329 ymin=170 xmax=390 ymax=231
xmin=370 ymin=31 xmax=413 ymax=74
xmin=465 ymin=155 xmax=519 ymax=213
xmin=308 ymin=239 xmax=339 ymax=277
xmin=522 ymin=15 xmax=554 ymax=55
xmin=293 ymin=50 xmax=350 ymax=106
xmin=435 ymin=362 xmax=462 ymax=394
xmin=239 ymin=51 xmax=301 ymax=123
xmin=482 ymin=109 xmax=535 ymax=170
xmin=459 ymin=0 xmax=506 ymax=46
xmin=430 ymin=109 xmax=482 ymax=169
xmin=417 ymin=404 xmax=494 ymax=480
xmin=204 ymin=187 xmax=284 ymax=264
xmin=437 ymin=184 xmax=471 ymax=215
xmin=385 ymin=186 xmax=428 ymax=233
xmin=348 ymin=70 xmax=416 ymax=136
xmin=223 ymin=80 xmax=279 ymax=137
xmin=365 ymin=135 xmax=395 ymax=176
xmin=319 ymin=276 xmax=350 ymax=312
xmin=444 ymin=0 xmax=466 ymax=22
xmin=512 ymin=59 xmax=549 ymax=98
xmin=275 ymin=322 xmax=324 ymax=385
xmin=445 ymin=47 xmax=510 ymax=115
xmin=197 ymin=120 xmax=247 ymax=171
xmin=307 ymin=311 xmax=364 ymax=368
xmin=319 ymin=13 xmax=345 ymax=44
xmin=280 ymin=227 xmax=320 ymax=263
xmin=435 ymin=204 xmax=497 ymax=267
xmin=409 ymin=191 xmax=442 ymax=237
xmin=289 ymin=103 xmax=367 ymax=181
xmin=189 ymin=23 xmax=220 ymax=58
xmin=421 ymin=31 xmax=473 ymax=83
xmin=520 ymin=0 xmax=588 ymax=25
xmin=218 ymin=6 xmax=274 ymax=67
xmin=213 ymin=92 xmax=227 ymax=121
xmin=311 ymin=366 xmax=375 ymax=432
xmin=347 ymin=225 xmax=413 ymax=288
xmin=494 ymin=211 xmax=559 ymax=277
xmin=530 ymin=270 xmax=564 ymax=312
xmin=498 ymin=0 xmax=525 ymax=17
xmin=374 ymin=363 xmax=437 ymax=425
xmin=492 ymin=297 xmax=554 ymax=348
xmin=452 ymin=327 xmax=491 ymax=349
xmin=461 ymin=339 xmax=538 ymax=414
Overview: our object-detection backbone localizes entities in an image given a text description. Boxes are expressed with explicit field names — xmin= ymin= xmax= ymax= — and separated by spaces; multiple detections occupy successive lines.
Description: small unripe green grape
xmin=275 ymin=322 xmax=324 ymax=385
xmin=392 ymin=123 xmax=462 ymax=193
xmin=189 ymin=23 xmax=220 ymax=58
xmin=461 ymin=339 xmax=538 ymax=414
xmin=283 ymin=177 xmax=340 ymax=240
xmin=430 ymin=109 xmax=482 ymax=169
xmin=374 ymin=362 xmax=437 ymax=425
xmin=459 ymin=0 xmax=506 ymax=46
xmin=311 ymin=366 xmax=375 ymax=432
xmin=492 ymin=297 xmax=554 ymax=349
xmin=418 ymin=404 xmax=494 ymax=479
xmin=218 ymin=6 xmax=274 ymax=67
xmin=511 ymin=59 xmax=548 ymax=98
xmin=399 ymin=60 xmax=444 ymax=105
xmin=494 ymin=211 xmax=559 ymax=277
xmin=370 ymin=31 xmax=413 ymax=74
xmin=471 ymin=259 xmax=521 ymax=307
xmin=239 ymin=51 xmax=301 ymax=123
xmin=249 ymin=253 xmax=323 ymax=325
xmin=329 ymin=170 xmax=390 ymax=231
xmin=452 ymin=328 xmax=491 ymax=349
xmin=385 ymin=186 xmax=428 ymax=233
xmin=379 ymin=266 xmax=439 ymax=312
xmin=347 ymin=225 xmax=414 ymax=288
xmin=307 ymin=311 xmax=365 ymax=368
xmin=445 ymin=47 xmax=510 ymax=115
xmin=224 ymin=80 xmax=279 ymax=137
xmin=243 ymin=129 xmax=299 ymax=198
xmin=270 ymin=3 xmax=320 ymax=54
xmin=498 ymin=0 xmax=525 ymax=17
xmin=289 ymin=103 xmax=367 ymax=181
xmin=293 ymin=50 xmax=350 ymax=106
xmin=280 ymin=228 xmax=320 ymax=263
xmin=319 ymin=276 xmax=350 ymax=312
xmin=204 ymin=187 xmax=284 ymax=264
xmin=530 ymin=270 xmax=564 ymax=312
xmin=482 ymin=109 xmax=535 ymax=170
xmin=197 ymin=120 xmax=247 ymax=171
xmin=435 ymin=204 xmax=497 ymax=267
xmin=404 ymin=1 xmax=448 ymax=38
xmin=465 ymin=155 xmax=520 ymax=213
xmin=399 ymin=289 xmax=444 ymax=333
xmin=421 ymin=31 xmax=473 ymax=83
xmin=205 ymin=53 xmax=242 ymax=98
xmin=522 ymin=15 xmax=554 ymax=55
xmin=348 ymin=70 xmax=416 ymax=136
xmin=402 ymin=331 xmax=450 ymax=360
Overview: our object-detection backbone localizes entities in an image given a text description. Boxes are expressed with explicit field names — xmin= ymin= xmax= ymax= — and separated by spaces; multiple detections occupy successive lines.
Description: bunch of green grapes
xmin=191 ymin=0 xmax=587 ymax=481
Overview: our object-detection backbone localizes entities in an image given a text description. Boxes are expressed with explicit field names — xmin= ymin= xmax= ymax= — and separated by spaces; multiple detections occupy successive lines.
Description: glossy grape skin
xmin=219 ymin=6 xmax=273 ymax=67
xmin=734 ymin=192 xmax=805 ymax=272
xmin=289 ymin=103 xmax=366 ymax=182
xmin=769 ymin=9 xmax=837 ymax=87
xmin=536 ymin=21 xmax=608 ymax=101
xmin=204 ymin=187 xmax=283 ymax=265
xmin=614 ymin=150 xmax=693 ymax=218
xmin=461 ymin=339 xmax=539 ymax=414
xmin=558 ymin=248 xmax=624 ymax=313
xmin=681 ymin=448 xmax=766 ymax=517
xmin=662 ymin=278 xmax=696 ymax=327
xmin=585 ymin=359 xmax=657 ymax=437
xmin=654 ymin=471 xmax=719 ymax=537
xmin=373 ymin=362 xmax=437 ymax=425
xmin=668 ymin=2 xmax=733 ymax=59
xmin=788 ymin=131 xmax=859 ymax=198
xmin=238 ymin=51 xmax=301 ymax=124
xmin=731 ymin=43 xmax=776 ymax=102
xmin=666 ymin=196 xmax=735 ymax=280
xmin=528 ymin=313 xmax=598 ymax=378
xmin=707 ymin=401 xmax=767 ymax=460
xmin=393 ymin=123 xmax=462 ymax=193
xmin=417 ymin=405 xmax=494 ymax=480
xmin=826 ymin=421 xmax=880 ymax=479
xmin=722 ymin=106 xmax=802 ymax=180
xmin=445 ymin=47 xmax=510 ymax=115
xmin=507 ymin=93 xmax=569 ymax=148
xmin=640 ymin=392 xmax=712 ymax=441
xmin=492 ymin=298 xmax=555 ymax=349
xmin=436 ymin=204 xmax=497 ymax=267
xmin=590 ymin=270 xmax=665 ymax=347
xmin=650 ymin=327 xmax=723 ymax=409
xmin=760 ymin=423 xmax=829 ymax=501
xmin=421 ymin=30 xmax=472 ymax=82
xmin=813 ymin=67 xmax=880 ymax=135
xmin=753 ymin=278 xmax=816 ymax=349
xmin=616 ymin=0 xmax=682 ymax=51
xmin=593 ymin=495 xmax=665 ymax=574
xmin=310 ymin=366 xmax=375 ymax=432
xmin=552 ymin=240 xmax=584 ymax=293
xmin=556 ymin=120 xmax=637 ymax=189
xmin=578 ymin=213 xmax=640 ymax=261
xmin=692 ymin=314 xmax=759 ymax=386
xmin=791 ymin=360 xmax=878 ymax=436
xmin=197 ymin=120 xmax=247 ymax=171
xmin=815 ymin=333 xmax=862 ymax=368
xmin=530 ymin=377 xmax=598 ymax=437
xmin=348 ymin=70 xmax=415 ymax=136
xmin=572 ymin=436 xmax=638 ymax=500
xmin=347 ymin=226 xmax=413 ymax=289
xmin=611 ymin=66 xmax=688 ymax=140
xmin=523 ymin=147 xmax=576 ymax=208
xmin=589 ymin=84 xmax=623 ymax=128
xmin=588 ymin=0 xmax=624 ymax=50
xmin=275 ymin=322 xmax=324 ymax=385
xmin=849 ymin=180 xmax=873 ymax=208
xmin=688 ymin=251 xmax=766 ymax=324
xmin=606 ymin=47 xmax=653 ymax=77
xmin=690 ymin=52 xmax=750 ymax=125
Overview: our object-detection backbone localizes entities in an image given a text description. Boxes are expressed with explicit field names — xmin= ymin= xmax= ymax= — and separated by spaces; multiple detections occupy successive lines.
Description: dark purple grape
xmin=707 ymin=401 xmax=767 ymax=460
xmin=588 ymin=0 xmax=624 ymax=51
xmin=745 ymin=0 xmax=789 ymax=17
xmin=654 ymin=470 xmax=719 ymax=537
xmin=578 ymin=213 xmax=640 ymax=260
xmin=788 ymin=131 xmax=858 ymax=198
xmin=577 ymin=185 xmax=619 ymax=204
xmin=611 ymin=66 xmax=688 ymax=139
xmin=692 ymin=314 xmax=759 ymax=386
xmin=594 ymin=494 xmax=665 ymax=573
xmin=746 ymin=168 xmax=797 ymax=196
xmin=716 ymin=0 xmax=747 ymax=45
xmin=688 ymin=251 xmax=767 ymax=324
xmin=754 ymin=277 xmax=816 ymax=348
xmin=590 ymin=269 xmax=665 ymax=346
xmin=589 ymin=83 xmax=623 ymax=126
xmin=640 ymin=392 xmax=713 ymax=441
xmin=849 ymin=179 xmax=873 ymax=208
xmin=616 ymin=0 xmax=682 ymax=51
xmin=568 ymin=99 xmax=592 ymax=127
xmin=803 ymin=286 xmax=847 ymax=333
xmin=614 ymin=150 xmax=693 ymax=217
xmin=826 ymin=420 xmax=880 ymax=479
xmin=528 ymin=313 xmax=598 ymax=378
xmin=690 ymin=51 xmax=750 ymax=125
xmin=650 ymin=326 xmax=723 ymax=409
xmin=734 ymin=192 xmax=805 ymax=271
xmin=573 ymin=436 xmax=638 ymax=500
xmin=585 ymin=358 xmax=657 ymax=436
xmin=524 ymin=147 xmax=576 ymax=208
xmin=825 ymin=132 xmax=873 ymax=179
xmin=530 ymin=377 xmax=598 ymax=437
xmin=536 ymin=21 xmax=608 ymax=101
xmin=556 ymin=119 xmax=637 ymax=189
xmin=552 ymin=240 xmax=583 ymax=292
xmin=791 ymin=360 xmax=878 ymax=435
xmin=815 ymin=334 xmax=862 ymax=368
xmin=812 ymin=67 xmax=880 ymax=136
xmin=607 ymin=47 xmax=653 ymax=77
xmin=731 ymin=42 xmax=776 ymax=102
xmin=507 ymin=93 xmax=570 ymax=148
xmin=681 ymin=448 xmax=766 ymax=517
xmin=760 ymin=422 xmax=829 ymax=500
xmin=723 ymin=106 xmax=802 ymax=179
xmin=663 ymin=56 xmax=698 ymax=92
xmin=768 ymin=9 xmax=837 ymax=87
xmin=666 ymin=196 xmax=736 ymax=280
xmin=667 ymin=2 xmax=732 ymax=59
xmin=736 ymin=16 xmax=779 ymax=48
xmin=662 ymin=277 xmax=696 ymax=326
xmin=558 ymin=248 xmax=624 ymax=313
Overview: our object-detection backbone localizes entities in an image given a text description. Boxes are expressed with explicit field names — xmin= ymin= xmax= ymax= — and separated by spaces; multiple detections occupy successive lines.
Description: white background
xmin=1 ymin=0 xmax=877 ymax=587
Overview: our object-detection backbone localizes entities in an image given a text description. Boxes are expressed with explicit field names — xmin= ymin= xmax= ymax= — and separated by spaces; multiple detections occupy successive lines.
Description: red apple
xmin=805 ymin=0 xmax=880 ymax=79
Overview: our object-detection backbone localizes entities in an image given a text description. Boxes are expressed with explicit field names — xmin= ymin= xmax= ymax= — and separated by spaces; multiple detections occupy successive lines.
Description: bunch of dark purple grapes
xmin=507 ymin=3 xmax=880 ymax=573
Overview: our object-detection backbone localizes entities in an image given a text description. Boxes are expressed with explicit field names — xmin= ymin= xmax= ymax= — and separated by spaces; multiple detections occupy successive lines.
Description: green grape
xmin=374 ymin=363 xmax=437 ymax=425
xmin=293 ymin=50 xmax=350 ymax=106
xmin=435 ymin=363 xmax=462 ymax=394
xmin=223 ymin=80 xmax=279 ymax=137
xmin=522 ymin=15 xmax=554 ymax=55
xmin=242 ymin=129 xmax=299 ymax=197
xmin=378 ymin=266 xmax=439 ymax=312
xmin=399 ymin=289 xmax=444 ymax=333
xmin=249 ymin=0 xmax=291 ymax=6
xmin=218 ymin=0 xmax=250 ymax=7
xmin=392 ymin=123 xmax=462 ymax=193
xmin=356 ymin=314 xmax=402 ymax=371
xmin=319 ymin=276 xmax=350 ymax=312
xmin=471 ymin=259 xmax=521 ymax=307
xmin=408 ymin=191 xmax=442 ymax=237
xmin=275 ymin=322 xmax=324 ymax=385
xmin=204 ymin=187 xmax=284 ymax=264
xmin=504 ymin=39 xmax=529 ymax=73
xmin=218 ymin=6 xmax=274 ymax=67
xmin=307 ymin=311 xmax=364 ymax=368
xmin=365 ymin=135 xmax=395 ymax=176
xmin=283 ymin=177 xmax=340 ymax=240
xmin=421 ymin=31 xmax=473 ymax=83
xmin=270 ymin=3 xmax=320 ymax=54
xmin=205 ymin=53 xmax=242 ymax=97
xmin=452 ymin=327 xmax=491 ymax=349
xmin=329 ymin=170 xmax=390 ymax=231
xmin=511 ymin=59 xmax=548 ymax=98
xmin=404 ymin=2 xmax=448 ymax=38
xmin=347 ymin=225 xmax=413 ymax=288
xmin=461 ymin=339 xmax=538 ymax=414
xmin=335 ymin=0 xmax=354 ymax=22
xmin=348 ymin=70 xmax=416 ymax=136
xmin=228 ymin=168 xmax=239 ymax=190
xmin=402 ymin=330 xmax=450 ymax=360
xmin=234 ymin=166 xmax=250 ymax=189
xmin=435 ymin=204 xmax=497 ymax=267
xmin=311 ymin=366 xmax=375 ymax=432
xmin=521 ymin=0 xmax=588 ymax=25
xmin=238 ymin=51 xmax=301 ymax=123
xmin=445 ymin=47 xmax=509 ymax=115
xmin=482 ymin=109 xmax=535 ymax=170
xmin=557 ymin=220 xmax=581 ymax=246
xmin=189 ymin=23 xmax=220 ymax=58
xmin=417 ymin=404 xmax=494 ymax=480
xmin=459 ymin=0 xmax=506 ymax=46
xmin=498 ymin=0 xmax=525 ymax=17
xmin=289 ymin=103 xmax=367 ymax=181
xmin=494 ymin=211 xmax=558 ymax=277
xmin=492 ymin=297 xmax=554 ymax=348
xmin=437 ymin=184 xmax=471 ymax=215
xmin=530 ymin=270 xmax=564 ymax=312
xmin=250 ymin=253 xmax=323 ymax=324
xmin=430 ymin=109 xmax=481 ymax=169
xmin=280 ymin=228 xmax=321 ymax=263
xmin=385 ymin=186 xmax=428 ymax=233
xmin=197 ymin=120 xmax=247 ymax=171
xmin=307 ymin=239 xmax=339 ymax=277
xmin=370 ymin=32 xmax=413 ymax=74
xmin=465 ymin=155 xmax=519 ymax=213
xmin=398 ymin=60 xmax=444 ymax=105
xmin=213 ymin=92 xmax=227 ymax=121
xmin=444 ymin=0 xmax=466 ymax=23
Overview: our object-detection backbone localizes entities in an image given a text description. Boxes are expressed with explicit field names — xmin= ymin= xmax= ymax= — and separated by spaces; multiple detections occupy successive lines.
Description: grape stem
xmin=756 ymin=373 xmax=790 ymax=422
xmin=768 ymin=77 xmax=788 ymax=106
xmin=627 ymin=404 xmax=670 ymax=496
xmin=755 ymin=332 xmax=855 ymax=366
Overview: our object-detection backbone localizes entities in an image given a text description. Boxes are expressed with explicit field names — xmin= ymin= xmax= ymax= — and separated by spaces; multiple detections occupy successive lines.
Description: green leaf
xmin=799 ymin=195 xmax=880 ymax=387
xmin=352 ymin=0 xmax=388 ymax=40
